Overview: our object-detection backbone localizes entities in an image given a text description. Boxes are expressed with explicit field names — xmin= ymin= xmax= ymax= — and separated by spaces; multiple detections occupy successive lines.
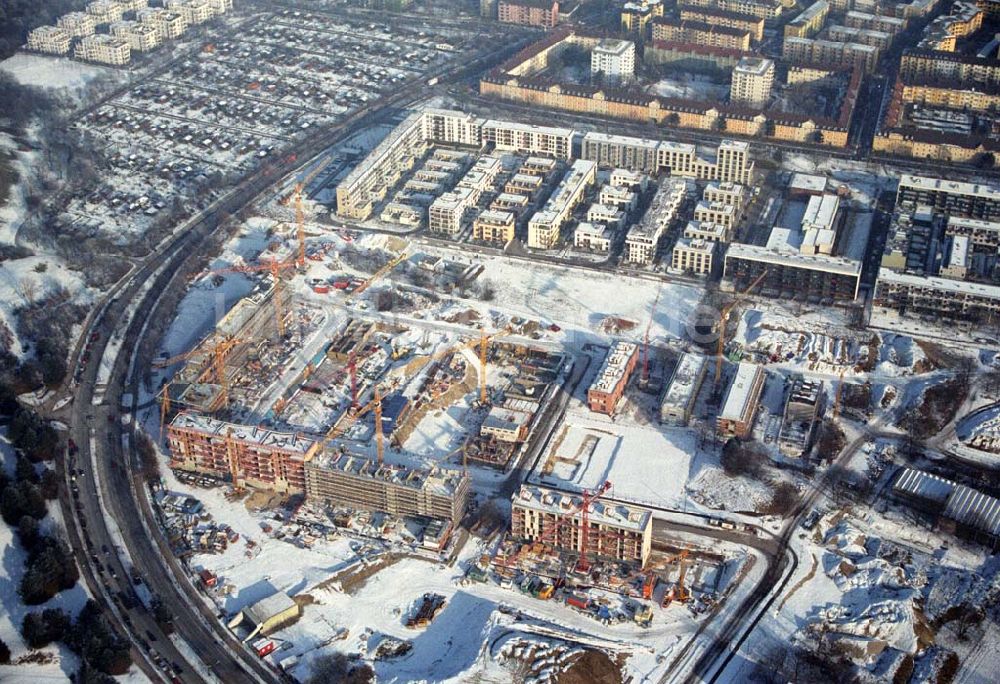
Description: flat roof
xmin=170 ymin=412 xmax=315 ymax=455
xmin=727 ymin=242 xmax=861 ymax=276
xmin=513 ymin=485 xmax=651 ymax=532
xmin=590 ymin=341 xmax=638 ymax=394
xmin=877 ymin=267 xmax=1000 ymax=298
xmin=789 ymin=172 xmax=826 ymax=193
xmin=308 ymin=451 xmax=468 ymax=498
xmin=898 ymin=174 xmax=1000 ymax=200
xmin=720 ymin=362 xmax=762 ymax=422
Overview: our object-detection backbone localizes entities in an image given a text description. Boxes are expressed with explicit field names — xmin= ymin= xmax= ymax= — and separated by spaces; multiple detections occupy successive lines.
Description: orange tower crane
xmin=156 ymin=335 xmax=246 ymax=433
xmin=714 ymin=270 xmax=768 ymax=388
xmin=294 ymin=183 xmax=306 ymax=268
xmin=475 ymin=325 xmax=514 ymax=406
xmin=575 ymin=480 xmax=613 ymax=574
xmin=211 ymin=257 xmax=297 ymax=337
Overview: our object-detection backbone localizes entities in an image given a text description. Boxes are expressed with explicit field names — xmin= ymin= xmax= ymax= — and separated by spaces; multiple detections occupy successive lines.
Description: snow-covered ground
xmin=0 ymin=53 xmax=114 ymax=93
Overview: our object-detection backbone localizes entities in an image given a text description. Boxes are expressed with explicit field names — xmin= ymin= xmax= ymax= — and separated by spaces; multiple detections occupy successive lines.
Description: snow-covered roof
xmin=725 ymin=242 xmax=862 ymax=276
xmin=661 ymin=353 xmax=706 ymax=411
xmin=720 ymin=362 xmax=763 ymax=422
xmin=898 ymin=174 xmax=1000 ymax=201
xmin=308 ymin=452 xmax=467 ymax=497
xmin=244 ymin=591 xmax=297 ymax=626
xmin=589 ymin=341 xmax=638 ymax=394
xmin=877 ymin=268 xmax=1000 ymax=299
xmin=170 ymin=412 xmax=316 ymax=455
xmin=891 ymin=467 xmax=955 ymax=505
xmin=512 ymin=485 xmax=651 ymax=532
xmin=944 ymin=485 xmax=1000 ymax=538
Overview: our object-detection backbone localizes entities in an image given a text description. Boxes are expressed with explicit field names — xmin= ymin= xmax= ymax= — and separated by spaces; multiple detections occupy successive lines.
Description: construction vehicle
xmin=714 ymin=270 xmax=768 ymax=388
xmin=661 ymin=550 xmax=689 ymax=607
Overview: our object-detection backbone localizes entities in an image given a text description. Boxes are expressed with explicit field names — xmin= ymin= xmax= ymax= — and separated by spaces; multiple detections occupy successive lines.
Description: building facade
xmin=587 ymin=341 xmax=639 ymax=414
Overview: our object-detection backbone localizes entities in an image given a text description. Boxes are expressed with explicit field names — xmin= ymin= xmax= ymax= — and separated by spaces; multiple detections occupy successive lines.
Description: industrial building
xmin=717 ymin=362 xmax=765 ymax=438
xmin=511 ymin=485 xmax=653 ymax=566
xmin=659 ymin=353 xmax=707 ymax=425
xmin=27 ymin=26 xmax=72 ymax=55
xmin=304 ymin=452 xmax=470 ymax=523
xmin=588 ymin=341 xmax=639 ymax=415
xmin=892 ymin=468 xmax=1000 ymax=547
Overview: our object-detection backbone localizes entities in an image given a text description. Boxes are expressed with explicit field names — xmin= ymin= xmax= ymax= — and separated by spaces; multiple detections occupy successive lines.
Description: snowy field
xmin=532 ymin=410 xmax=695 ymax=509
xmin=0 ymin=53 xmax=115 ymax=93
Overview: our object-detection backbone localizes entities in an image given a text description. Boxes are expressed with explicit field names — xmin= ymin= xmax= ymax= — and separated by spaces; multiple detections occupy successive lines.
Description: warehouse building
xmin=235 ymin=592 xmax=301 ymax=639
xmin=511 ymin=485 xmax=653 ymax=566
xmin=717 ymin=362 xmax=765 ymax=438
xmin=304 ymin=452 xmax=470 ymax=523
xmin=892 ymin=468 xmax=1000 ymax=547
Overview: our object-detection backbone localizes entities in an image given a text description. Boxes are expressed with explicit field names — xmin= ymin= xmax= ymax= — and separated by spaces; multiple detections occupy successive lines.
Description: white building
xmin=624 ymin=178 xmax=690 ymax=264
xmin=527 ymin=160 xmax=597 ymax=249
xmin=429 ymin=187 xmax=475 ymax=237
xmin=574 ymin=222 xmax=612 ymax=251
xmin=110 ymin=20 xmax=162 ymax=51
xmin=659 ymin=353 xmax=707 ymax=425
xmin=74 ymin=34 xmax=131 ymax=65
xmin=58 ymin=12 xmax=97 ymax=37
xmin=591 ymin=38 xmax=636 ymax=84
xmin=167 ymin=0 xmax=215 ymax=25
xmin=138 ymin=8 xmax=189 ymax=39
xmin=27 ymin=26 xmax=72 ymax=55
xmin=672 ymin=237 xmax=716 ymax=275
xmin=730 ymin=57 xmax=775 ymax=107
xmin=87 ymin=0 xmax=125 ymax=25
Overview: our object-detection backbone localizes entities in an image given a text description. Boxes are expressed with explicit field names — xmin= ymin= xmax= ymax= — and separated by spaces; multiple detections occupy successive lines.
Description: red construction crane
xmin=576 ymin=480 xmax=612 ymax=574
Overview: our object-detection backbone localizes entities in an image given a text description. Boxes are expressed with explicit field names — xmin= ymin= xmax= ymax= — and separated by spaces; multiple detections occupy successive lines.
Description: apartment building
xmin=782 ymin=36 xmax=879 ymax=72
xmin=652 ymin=18 xmax=752 ymax=51
xmin=422 ymin=108 xmax=484 ymax=147
xmin=599 ymin=184 xmax=638 ymax=211
xmin=678 ymin=0 xmax=784 ymax=21
xmin=591 ymin=39 xmax=636 ymax=83
xmin=945 ymin=215 xmax=1000 ymax=249
xmin=621 ymin=0 xmax=665 ymax=34
xmin=587 ymin=203 xmax=626 ymax=228
xmin=588 ymin=341 xmax=639 ymax=414
xmin=694 ymin=200 xmax=738 ymax=233
xmin=844 ymin=10 xmax=905 ymax=35
xmin=166 ymin=0 xmax=215 ymax=25
xmin=874 ymin=268 xmax=1000 ymax=322
xmin=520 ymin=156 xmax=558 ymax=176
xmin=724 ymin=241 xmax=863 ymax=300
xmin=679 ymin=7 xmax=765 ymax=42
xmin=901 ymin=82 xmax=1000 ymax=113
xmin=625 ymin=178 xmax=689 ymax=264
xmin=167 ymin=412 xmax=316 ymax=493
xmin=581 ymin=132 xmax=661 ymax=174
xmin=659 ymin=353 xmax=707 ymax=425
xmin=684 ymin=219 xmax=729 ymax=242
xmin=527 ymin=160 xmax=597 ymax=249
xmin=87 ymin=0 xmax=125 ymax=25
xmin=27 ymin=26 xmax=72 ymax=55
xmin=511 ymin=485 xmax=653 ymax=566
xmin=117 ymin=0 xmax=150 ymax=10
xmin=498 ymin=0 xmax=560 ymax=28
xmin=304 ymin=452 xmax=470 ymax=523
xmin=896 ymin=174 xmax=1000 ymax=221
xmin=138 ymin=8 xmax=188 ymax=39
xmin=784 ymin=0 xmax=829 ymax=38
xmin=58 ymin=12 xmax=97 ymax=37
xmin=74 ymin=34 xmax=131 ymax=65
xmin=110 ymin=20 xmax=162 ymax=52
xmin=899 ymin=49 xmax=1000 ymax=88
xmin=574 ymin=222 xmax=612 ymax=251
xmin=473 ymin=209 xmax=517 ymax=245
xmin=483 ymin=120 xmax=574 ymax=159
xmin=207 ymin=0 xmax=234 ymax=14
xmin=429 ymin=187 xmax=476 ymax=236
xmin=506 ymin=172 xmax=544 ymax=196
xmin=580 ymin=133 xmax=753 ymax=184
xmin=717 ymin=362 xmax=765 ymax=438
xmin=826 ymin=25 xmax=892 ymax=50
xmin=491 ymin=192 xmax=531 ymax=215
xmin=672 ymin=237 xmax=717 ymax=274
xmin=730 ymin=57 xmax=774 ymax=107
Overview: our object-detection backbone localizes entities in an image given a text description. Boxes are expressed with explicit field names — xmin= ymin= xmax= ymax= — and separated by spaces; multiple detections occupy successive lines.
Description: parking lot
xmin=64 ymin=7 xmax=509 ymax=243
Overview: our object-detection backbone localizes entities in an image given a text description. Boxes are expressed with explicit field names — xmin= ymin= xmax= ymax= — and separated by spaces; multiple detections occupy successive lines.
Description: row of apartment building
xmin=166 ymin=412 xmax=472 ymax=522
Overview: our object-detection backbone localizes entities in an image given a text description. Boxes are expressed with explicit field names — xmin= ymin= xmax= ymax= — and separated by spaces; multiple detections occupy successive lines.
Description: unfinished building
xmin=659 ymin=353 xmax=707 ymax=426
xmin=304 ymin=452 xmax=470 ymax=523
xmin=717 ymin=362 xmax=765 ymax=438
xmin=511 ymin=485 xmax=653 ymax=566
xmin=588 ymin=341 xmax=638 ymax=415
xmin=167 ymin=412 xmax=317 ymax=493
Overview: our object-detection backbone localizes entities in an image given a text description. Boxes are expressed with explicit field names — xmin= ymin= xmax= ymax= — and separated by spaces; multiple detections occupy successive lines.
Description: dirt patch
xmin=294 ymin=593 xmax=315 ymax=608
xmin=560 ymin=649 xmax=624 ymax=684
xmin=903 ymin=377 xmax=969 ymax=440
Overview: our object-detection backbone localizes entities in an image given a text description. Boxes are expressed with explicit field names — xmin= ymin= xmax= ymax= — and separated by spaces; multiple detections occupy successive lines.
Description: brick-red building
xmin=587 ymin=341 xmax=638 ymax=415
xmin=166 ymin=412 xmax=316 ymax=493
xmin=498 ymin=0 xmax=560 ymax=28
